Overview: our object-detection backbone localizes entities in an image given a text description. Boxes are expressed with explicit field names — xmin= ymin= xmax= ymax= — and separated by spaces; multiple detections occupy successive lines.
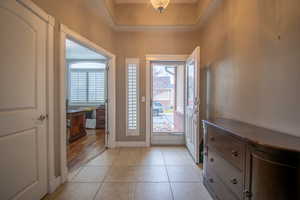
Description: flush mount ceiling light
xmin=150 ymin=0 xmax=170 ymax=13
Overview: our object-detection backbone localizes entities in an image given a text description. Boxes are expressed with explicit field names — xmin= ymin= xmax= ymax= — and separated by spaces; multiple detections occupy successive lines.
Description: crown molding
xmin=99 ymin=0 xmax=222 ymax=32
xmin=114 ymin=0 xmax=198 ymax=4
xmin=114 ymin=24 xmax=199 ymax=32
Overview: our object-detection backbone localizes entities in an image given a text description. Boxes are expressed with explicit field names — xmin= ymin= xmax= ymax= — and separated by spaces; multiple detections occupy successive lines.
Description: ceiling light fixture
xmin=150 ymin=0 xmax=170 ymax=13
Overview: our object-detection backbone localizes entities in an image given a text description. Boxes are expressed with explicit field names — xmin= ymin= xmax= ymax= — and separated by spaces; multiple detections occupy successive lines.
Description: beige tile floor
xmin=46 ymin=146 xmax=212 ymax=200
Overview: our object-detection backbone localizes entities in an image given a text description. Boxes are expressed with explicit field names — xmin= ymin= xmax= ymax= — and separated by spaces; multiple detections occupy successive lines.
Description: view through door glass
xmin=152 ymin=62 xmax=184 ymax=133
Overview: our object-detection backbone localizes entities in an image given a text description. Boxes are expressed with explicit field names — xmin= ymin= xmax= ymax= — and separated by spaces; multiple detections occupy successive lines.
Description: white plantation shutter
xmin=126 ymin=58 xmax=139 ymax=136
xmin=69 ymin=62 xmax=106 ymax=105
xmin=70 ymin=71 xmax=87 ymax=103
xmin=88 ymin=71 xmax=105 ymax=103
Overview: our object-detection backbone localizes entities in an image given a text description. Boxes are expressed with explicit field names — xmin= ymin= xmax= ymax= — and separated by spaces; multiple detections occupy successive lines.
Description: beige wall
xmin=115 ymin=30 xmax=199 ymax=141
xmin=105 ymin=0 xmax=117 ymax=21
xmin=30 ymin=0 xmax=300 ymax=177
xmin=30 ymin=0 xmax=200 ymax=174
xmin=31 ymin=0 xmax=115 ymax=176
xmin=32 ymin=0 xmax=115 ymax=51
xmin=115 ymin=4 xmax=198 ymax=26
xmin=199 ymin=0 xmax=300 ymax=137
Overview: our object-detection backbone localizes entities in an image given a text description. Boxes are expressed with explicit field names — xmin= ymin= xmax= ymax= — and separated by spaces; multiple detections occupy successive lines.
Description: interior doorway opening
xmin=151 ymin=61 xmax=185 ymax=145
xmin=65 ymin=39 xmax=108 ymax=171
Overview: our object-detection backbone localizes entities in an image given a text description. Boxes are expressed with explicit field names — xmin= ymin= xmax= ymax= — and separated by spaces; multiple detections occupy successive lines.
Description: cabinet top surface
xmin=203 ymin=118 xmax=300 ymax=153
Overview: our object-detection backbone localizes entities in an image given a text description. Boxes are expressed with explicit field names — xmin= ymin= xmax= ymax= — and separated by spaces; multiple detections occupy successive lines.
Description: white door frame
xmin=10 ymin=0 xmax=57 ymax=195
xmin=145 ymin=55 xmax=188 ymax=146
xmin=59 ymin=24 xmax=116 ymax=182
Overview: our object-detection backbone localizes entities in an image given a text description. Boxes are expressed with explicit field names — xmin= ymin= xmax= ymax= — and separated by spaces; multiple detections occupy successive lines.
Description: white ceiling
xmin=114 ymin=0 xmax=198 ymax=4
xmin=66 ymin=39 xmax=106 ymax=60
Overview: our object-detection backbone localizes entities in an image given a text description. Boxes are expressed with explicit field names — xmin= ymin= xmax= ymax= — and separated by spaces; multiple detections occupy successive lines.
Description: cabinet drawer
xmin=207 ymin=149 xmax=243 ymax=199
xmin=207 ymin=126 xmax=245 ymax=170
xmin=204 ymin=166 xmax=239 ymax=200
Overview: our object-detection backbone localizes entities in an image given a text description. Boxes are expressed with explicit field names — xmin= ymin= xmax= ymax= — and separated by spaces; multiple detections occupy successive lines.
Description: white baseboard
xmin=49 ymin=176 xmax=62 ymax=193
xmin=115 ymin=141 xmax=149 ymax=147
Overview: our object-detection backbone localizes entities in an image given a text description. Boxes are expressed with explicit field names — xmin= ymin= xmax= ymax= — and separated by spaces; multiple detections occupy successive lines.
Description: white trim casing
xmin=18 ymin=0 xmax=50 ymax=22
xmin=59 ymin=24 xmax=117 ymax=183
xmin=146 ymin=55 xmax=188 ymax=62
xmin=145 ymin=55 xmax=188 ymax=147
xmin=58 ymin=30 xmax=68 ymax=183
xmin=115 ymin=0 xmax=198 ymax=4
xmin=125 ymin=58 xmax=140 ymax=136
xmin=49 ymin=176 xmax=61 ymax=193
xmin=46 ymin=15 xmax=57 ymax=193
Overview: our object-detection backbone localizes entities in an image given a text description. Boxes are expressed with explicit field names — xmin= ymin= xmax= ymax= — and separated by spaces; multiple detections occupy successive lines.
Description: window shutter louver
xmin=126 ymin=59 xmax=139 ymax=136
xmin=70 ymin=71 xmax=87 ymax=103
xmin=88 ymin=71 xmax=105 ymax=103
xmin=69 ymin=62 xmax=106 ymax=105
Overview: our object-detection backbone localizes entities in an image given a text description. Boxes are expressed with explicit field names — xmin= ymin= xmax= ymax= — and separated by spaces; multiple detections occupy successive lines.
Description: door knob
xmin=230 ymin=178 xmax=238 ymax=185
xmin=231 ymin=150 xmax=239 ymax=157
xmin=38 ymin=114 xmax=47 ymax=121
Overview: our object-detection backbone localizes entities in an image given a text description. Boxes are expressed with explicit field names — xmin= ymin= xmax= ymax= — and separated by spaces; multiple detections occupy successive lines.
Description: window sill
xmin=69 ymin=104 xmax=104 ymax=107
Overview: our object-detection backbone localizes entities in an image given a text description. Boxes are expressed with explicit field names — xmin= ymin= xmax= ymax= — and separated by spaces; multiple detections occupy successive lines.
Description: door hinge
xmin=243 ymin=190 xmax=252 ymax=198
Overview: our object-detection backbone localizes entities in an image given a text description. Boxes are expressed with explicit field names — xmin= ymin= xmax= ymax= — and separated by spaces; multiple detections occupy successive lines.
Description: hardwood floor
xmin=67 ymin=129 xmax=106 ymax=171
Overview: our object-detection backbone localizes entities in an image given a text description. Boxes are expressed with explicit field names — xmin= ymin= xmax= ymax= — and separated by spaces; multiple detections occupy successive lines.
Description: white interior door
xmin=0 ymin=1 xmax=48 ymax=199
xmin=185 ymin=47 xmax=200 ymax=163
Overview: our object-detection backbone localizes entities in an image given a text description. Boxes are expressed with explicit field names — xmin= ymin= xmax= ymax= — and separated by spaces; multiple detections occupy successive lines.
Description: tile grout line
xmin=56 ymin=147 xmax=208 ymax=200
xmin=90 ymin=149 xmax=121 ymax=199
xmin=92 ymin=182 xmax=104 ymax=200
xmin=92 ymin=150 xmax=118 ymax=200
xmin=68 ymin=166 xmax=84 ymax=182
xmin=161 ymin=148 xmax=175 ymax=200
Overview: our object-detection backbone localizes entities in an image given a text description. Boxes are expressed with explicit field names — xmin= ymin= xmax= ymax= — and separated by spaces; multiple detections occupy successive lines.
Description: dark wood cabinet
xmin=203 ymin=119 xmax=300 ymax=200
xmin=245 ymin=147 xmax=300 ymax=200
xmin=96 ymin=106 xmax=105 ymax=129
xmin=67 ymin=110 xmax=87 ymax=143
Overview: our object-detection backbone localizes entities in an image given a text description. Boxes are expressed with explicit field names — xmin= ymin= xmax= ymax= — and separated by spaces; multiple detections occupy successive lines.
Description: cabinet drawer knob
xmin=231 ymin=150 xmax=239 ymax=157
xmin=230 ymin=178 xmax=238 ymax=185
xmin=210 ymin=137 xmax=215 ymax=141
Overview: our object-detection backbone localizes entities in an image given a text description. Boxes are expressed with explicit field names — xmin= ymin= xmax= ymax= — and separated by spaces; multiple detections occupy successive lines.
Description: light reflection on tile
xmin=49 ymin=146 xmax=213 ymax=200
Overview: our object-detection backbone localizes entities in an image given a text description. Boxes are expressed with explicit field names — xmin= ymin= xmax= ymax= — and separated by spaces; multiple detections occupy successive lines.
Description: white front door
xmin=0 ymin=1 xmax=48 ymax=199
xmin=185 ymin=47 xmax=200 ymax=163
